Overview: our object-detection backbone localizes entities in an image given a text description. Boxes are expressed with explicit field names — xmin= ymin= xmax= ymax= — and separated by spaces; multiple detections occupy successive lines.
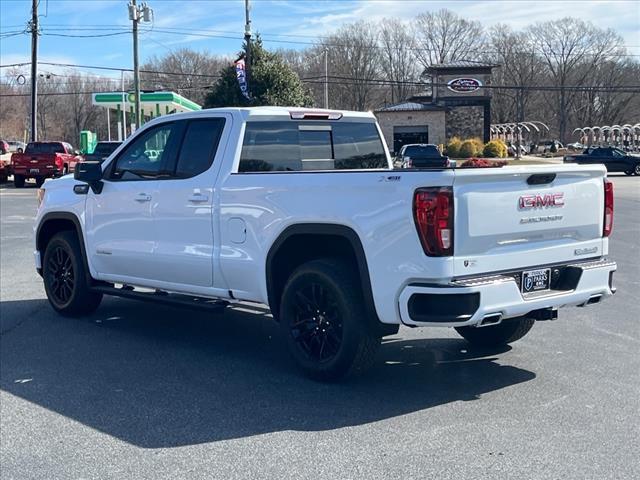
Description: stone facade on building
xmin=445 ymin=105 xmax=485 ymax=140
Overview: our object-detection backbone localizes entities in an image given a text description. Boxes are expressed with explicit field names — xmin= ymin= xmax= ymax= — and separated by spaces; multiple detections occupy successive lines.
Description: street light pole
xmin=29 ymin=0 xmax=39 ymax=142
xmin=128 ymin=1 xmax=153 ymax=131
xmin=324 ymin=48 xmax=328 ymax=109
xmin=244 ymin=0 xmax=252 ymax=88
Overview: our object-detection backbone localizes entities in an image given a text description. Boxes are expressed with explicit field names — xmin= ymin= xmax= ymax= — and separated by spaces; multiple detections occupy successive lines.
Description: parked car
xmin=83 ymin=141 xmax=122 ymax=163
xmin=34 ymin=107 xmax=617 ymax=380
xmin=396 ymin=144 xmax=449 ymax=168
xmin=566 ymin=142 xmax=585 ymax=151
xmin=11 ymin=141 xmax=83 ymax=187
xmin=563 ymin=146 xmax=640 ymax=175
xmin=7 ymin=140 xmax=26 ymax=153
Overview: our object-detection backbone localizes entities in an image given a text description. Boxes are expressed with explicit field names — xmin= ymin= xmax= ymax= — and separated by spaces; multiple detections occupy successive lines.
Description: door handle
xmin=188 ymin=193 xmax=209 ymax=203
xmin=135 ymin=193 xmax=152 ymax=202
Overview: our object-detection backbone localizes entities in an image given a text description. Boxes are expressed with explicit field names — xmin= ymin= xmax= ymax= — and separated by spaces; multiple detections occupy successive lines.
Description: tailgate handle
xmin=527 ymin=173 xmax=556 ymax=185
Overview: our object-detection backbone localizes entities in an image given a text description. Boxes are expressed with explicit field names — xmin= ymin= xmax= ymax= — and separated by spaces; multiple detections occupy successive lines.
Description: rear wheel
xmin=455 ymin=316 xmax=535 ymax=347
xmin=13 ymin=174 xmax=25 ymax=188
xmin=279 ymin=258 xmax=381 ymax=381
xmin=43 ymin=231 xmax=102 ymax=316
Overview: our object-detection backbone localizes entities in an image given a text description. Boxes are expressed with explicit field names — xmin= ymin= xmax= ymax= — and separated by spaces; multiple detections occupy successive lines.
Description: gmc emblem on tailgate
xmin=519 ymin=193 xmax=564 ymax=209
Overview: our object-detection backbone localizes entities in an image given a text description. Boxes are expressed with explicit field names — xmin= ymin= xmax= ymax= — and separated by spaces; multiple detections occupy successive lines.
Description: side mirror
xmin=74 ymin=161 xmax=103 ymax=194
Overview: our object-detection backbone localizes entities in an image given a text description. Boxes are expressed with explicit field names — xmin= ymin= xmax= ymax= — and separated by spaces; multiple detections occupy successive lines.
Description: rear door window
xmin=239 ymin=121 xmax=387 ymax=172
xmin=174 ymin=118 xmax=225 ymax=178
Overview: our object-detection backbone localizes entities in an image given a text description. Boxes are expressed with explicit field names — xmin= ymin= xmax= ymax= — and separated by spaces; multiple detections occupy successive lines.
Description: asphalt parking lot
xmin=1 ymin=176 xmax=639 ymax=480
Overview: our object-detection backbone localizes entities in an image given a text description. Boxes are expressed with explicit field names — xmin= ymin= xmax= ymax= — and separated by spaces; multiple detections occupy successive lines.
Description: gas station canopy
xmin=92 ymin=90 xmax=201 ymax=118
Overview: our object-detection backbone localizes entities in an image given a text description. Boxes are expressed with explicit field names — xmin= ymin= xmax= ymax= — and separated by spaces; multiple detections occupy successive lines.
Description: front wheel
xmin=43 ymin=231 xmax=102 ymax=316
xmin=279 ymin=258 xmax=381 ymax=381
xmin=634 ymin=164 xmax=640 ymax=176
xmin=455 ymin=316 xmax=535 ymax=347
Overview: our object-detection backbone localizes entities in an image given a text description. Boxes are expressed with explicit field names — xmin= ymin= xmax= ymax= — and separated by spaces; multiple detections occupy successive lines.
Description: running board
xmin=91 ymin=284 xmax=229 ymax=312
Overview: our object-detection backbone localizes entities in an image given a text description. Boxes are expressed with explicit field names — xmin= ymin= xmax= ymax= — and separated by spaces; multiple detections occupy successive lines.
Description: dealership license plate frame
xmin=521 ymin=268 xmax=551 ymax=294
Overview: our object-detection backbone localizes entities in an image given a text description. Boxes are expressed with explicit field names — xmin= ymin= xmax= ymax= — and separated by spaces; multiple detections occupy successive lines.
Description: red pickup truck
xmin=11 ymin=142 xmax=82 ymax=188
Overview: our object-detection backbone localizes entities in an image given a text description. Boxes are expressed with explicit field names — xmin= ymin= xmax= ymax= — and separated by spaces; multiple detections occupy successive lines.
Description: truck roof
xmin=146 ymin=106 xmax=376 ymax=123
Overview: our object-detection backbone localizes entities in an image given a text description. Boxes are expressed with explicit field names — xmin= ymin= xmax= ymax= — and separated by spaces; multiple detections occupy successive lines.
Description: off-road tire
xmin=13 ymin=175 xmax=25 ymax=188
xmin=279 ymin=258 xmax=381 ymax=381
xmin=455 ymin=316 xmax=535 ymax=347
xmin=42 ymin=231 xmax=102 ymax=317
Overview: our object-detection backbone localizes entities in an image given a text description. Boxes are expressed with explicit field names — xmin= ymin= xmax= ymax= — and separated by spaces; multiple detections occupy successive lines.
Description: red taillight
xmin=603 ymin=178 xmax=614 ymax=237
xmin=413 ymin=187 xmax=454 ymax=256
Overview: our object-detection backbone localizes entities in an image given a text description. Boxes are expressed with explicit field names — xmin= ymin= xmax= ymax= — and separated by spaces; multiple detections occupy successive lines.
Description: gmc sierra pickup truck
xmin=11 ymin=141 xmax=82 ymax=187
xmin=34 ymin=107 xmax=617 ymax=380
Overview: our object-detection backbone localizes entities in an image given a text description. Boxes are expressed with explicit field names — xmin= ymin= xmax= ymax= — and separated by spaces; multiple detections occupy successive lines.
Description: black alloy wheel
xmin=46 ymin=246 xmax=75 ymax=307
xmin=280 ymin=258 xmax=381 ymax=381
xmin=42 ymin=231 xmax=102 ymax=316
xmin=290 ymin=282 xmax=343 ymax=363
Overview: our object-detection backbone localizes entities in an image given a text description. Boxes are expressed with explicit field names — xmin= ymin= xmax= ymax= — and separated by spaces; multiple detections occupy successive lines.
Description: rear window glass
xmin=403 ymin=145 xmax=440 ymax=157
xmin=239 ymin=121 xmax=387 ymax=172
xmin=25 ymin=143 xmax=65 ymax=154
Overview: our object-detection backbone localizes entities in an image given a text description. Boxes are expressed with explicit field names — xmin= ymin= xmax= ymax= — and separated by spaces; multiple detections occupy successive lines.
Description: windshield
xmin=25 ymin=142 xmax=65 ymax=154
xmin=403 ymin=145 xmax=441 ymax=158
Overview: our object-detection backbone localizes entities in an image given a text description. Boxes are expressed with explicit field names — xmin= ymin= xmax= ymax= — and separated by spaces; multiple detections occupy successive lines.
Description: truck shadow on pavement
xmin=0 ymin=297 xmax=536 ymax=448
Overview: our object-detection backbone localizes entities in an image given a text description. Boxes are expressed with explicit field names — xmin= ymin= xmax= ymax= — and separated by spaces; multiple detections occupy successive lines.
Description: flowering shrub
xmin=459 ymin=158 xmax=508 ymax=168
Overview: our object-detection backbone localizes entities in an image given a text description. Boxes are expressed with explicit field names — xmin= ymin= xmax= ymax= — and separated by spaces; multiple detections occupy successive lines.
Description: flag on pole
xmin=234 ymin=57 xmax=251 ymax=100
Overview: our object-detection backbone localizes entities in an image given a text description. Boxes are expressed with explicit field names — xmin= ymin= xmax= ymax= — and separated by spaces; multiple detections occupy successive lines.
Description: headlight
xmin=37 ymin=188 xmax=46 ymax=208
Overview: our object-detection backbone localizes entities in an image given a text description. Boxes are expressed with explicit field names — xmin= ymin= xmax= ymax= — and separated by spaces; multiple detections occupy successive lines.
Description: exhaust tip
xmin=477 ymin=313 xmax=503 ymax=327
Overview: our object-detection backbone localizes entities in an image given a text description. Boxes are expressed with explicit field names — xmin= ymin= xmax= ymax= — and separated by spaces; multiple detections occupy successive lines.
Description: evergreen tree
xmin=204 ymin=38 xmax=313 ymax=108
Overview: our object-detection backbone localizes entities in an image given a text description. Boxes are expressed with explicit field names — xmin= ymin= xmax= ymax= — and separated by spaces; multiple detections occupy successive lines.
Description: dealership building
xmin=375 ymin=62 xmax=498 ymax=154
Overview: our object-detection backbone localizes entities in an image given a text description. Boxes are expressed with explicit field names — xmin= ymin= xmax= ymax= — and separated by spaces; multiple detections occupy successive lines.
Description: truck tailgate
xmin=452 ymin=165 xmax=606 ymax=276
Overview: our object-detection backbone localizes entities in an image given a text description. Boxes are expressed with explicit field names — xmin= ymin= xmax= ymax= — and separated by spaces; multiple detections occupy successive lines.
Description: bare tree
xmin=488 ymin=25 xmax=544 ymax=124
xmin=141 ymin=48 xmax=228 ymax=106
xmin=316 ymin=21 xmax=383 ymax=111
xmin=527 ymin=19 xmax=626 ymax=142
xmin=413 ymin=9 xmax=485 ymax=71
xmin=379 ymin=18 xmax=419 ymax=103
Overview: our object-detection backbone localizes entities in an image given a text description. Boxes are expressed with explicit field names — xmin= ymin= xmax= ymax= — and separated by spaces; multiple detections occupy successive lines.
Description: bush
xmin=459 ymin=138 xmax=484 ymax=158
xmin=445 ymin=137 xmax=462 ymax=157
xmin=483 ymin=139 xmax=508 ymax=158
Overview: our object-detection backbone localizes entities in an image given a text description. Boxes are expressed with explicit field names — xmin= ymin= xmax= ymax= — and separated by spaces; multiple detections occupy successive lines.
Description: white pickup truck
xmin=34 ymin=107 xmax=617 ymax=380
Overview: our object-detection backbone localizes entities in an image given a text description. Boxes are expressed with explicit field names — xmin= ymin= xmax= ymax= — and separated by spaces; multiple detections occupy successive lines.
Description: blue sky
xmin=1 ymin=0 xmax=639 ymax=79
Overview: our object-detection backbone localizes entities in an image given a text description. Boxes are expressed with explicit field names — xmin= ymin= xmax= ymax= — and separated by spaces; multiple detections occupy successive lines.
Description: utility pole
xmin=29 ymin=0 xmax=39 ymax=142
xmin=244 ymin=0 xmax=252 ymax=89
xmin=128 ymin=1 xmax=153 ymax=131
xmin=324 ymin=48 xmax=328 ymax=109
